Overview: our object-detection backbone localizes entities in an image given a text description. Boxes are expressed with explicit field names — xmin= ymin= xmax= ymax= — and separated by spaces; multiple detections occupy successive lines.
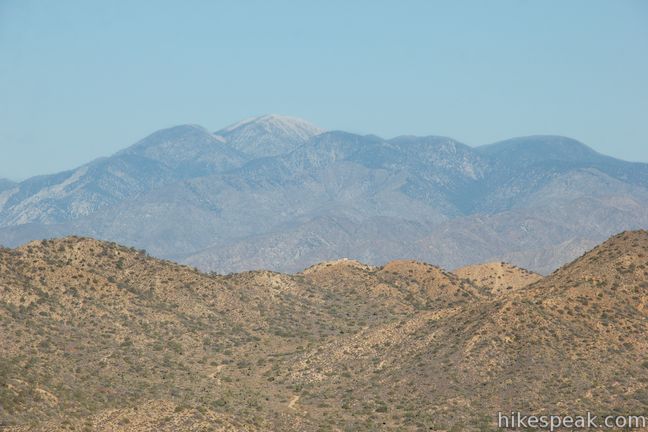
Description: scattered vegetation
xmin=1 ymin=231 xmax=647 ymax=431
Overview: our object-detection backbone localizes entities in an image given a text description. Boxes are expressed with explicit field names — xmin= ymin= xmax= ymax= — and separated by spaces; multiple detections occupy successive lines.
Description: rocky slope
xmin=282 ymin=230 xmax=648 ymax=429
xmin=1 ymin=231 xmax=647 ymax=430
xmin=0 ymin=236 xmax=461 ymax=430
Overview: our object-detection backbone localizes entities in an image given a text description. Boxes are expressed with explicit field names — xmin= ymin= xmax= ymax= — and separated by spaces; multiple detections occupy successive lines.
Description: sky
xmin=1 ymin=0 xmax=647 ymax=180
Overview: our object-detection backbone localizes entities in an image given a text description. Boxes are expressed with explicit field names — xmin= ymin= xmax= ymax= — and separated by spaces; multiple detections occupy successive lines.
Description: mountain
xmin=1 ymin=232 xmax=647 ymax=430
xmin=0 ymin=125 xmax=249 ymax=227
xmin=118 ymin=124 xmax=249 ymax=177
xmin=472 ymin=135 xmax=648 ymax=213
xmin=179 ymin=133 xmax=648 ymax=273
xmin=214 ymin=114 xmax=324 ymax=157
xmin=0 ymin=156 xmax=173 ymax=226
xmin=476 ymin=135 xmax=605 ymax=164
xmin=0 ymin=118 xmax=646 ymax=275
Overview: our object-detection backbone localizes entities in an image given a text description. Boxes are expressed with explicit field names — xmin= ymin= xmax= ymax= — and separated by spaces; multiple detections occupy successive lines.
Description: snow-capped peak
xmin=215 ymin=114 xmax=325 ymax=157
xmin=220 ymin=114 xmax=324 ymax=136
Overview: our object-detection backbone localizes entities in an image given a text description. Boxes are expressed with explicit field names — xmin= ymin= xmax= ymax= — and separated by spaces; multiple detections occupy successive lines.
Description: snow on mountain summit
xmin=220 ymin=114 xmax=324 ymax=136
xmin=216 ymin=114 xmax=325 ymax=157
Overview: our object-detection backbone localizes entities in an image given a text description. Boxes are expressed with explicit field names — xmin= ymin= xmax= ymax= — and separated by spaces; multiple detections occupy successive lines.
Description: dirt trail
xmin=209 ymin=364 xmax=226 ymax=381
xmin=288 ymin=395 xmax=300 ymax=410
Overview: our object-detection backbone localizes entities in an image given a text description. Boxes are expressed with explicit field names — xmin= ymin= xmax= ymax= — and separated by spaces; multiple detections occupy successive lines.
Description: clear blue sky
xmin=1 ymin=0 xmax=647 ymax=180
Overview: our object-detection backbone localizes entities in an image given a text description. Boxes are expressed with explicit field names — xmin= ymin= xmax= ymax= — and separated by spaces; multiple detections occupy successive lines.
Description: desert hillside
xmin=1 ymin=231 xmax=648 ymax=430
xmin=454 ymin=261 xmax=542 ymax=294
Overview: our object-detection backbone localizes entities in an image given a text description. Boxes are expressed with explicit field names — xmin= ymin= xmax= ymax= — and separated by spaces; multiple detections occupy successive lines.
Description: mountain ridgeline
xmin=0 ymin=179 xmax=16 ymax=193
xmin=0 ymin=115 xmax=647 ymax=274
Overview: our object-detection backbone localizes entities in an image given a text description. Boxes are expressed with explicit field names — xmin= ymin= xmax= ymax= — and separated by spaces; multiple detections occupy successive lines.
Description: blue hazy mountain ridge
xmin=477 ymin=135 xmax=648 ymax=186
xmin=0 ymin=115 xmax=646 ymax=274
xmin=0 ymin=127 xmax=243 ymax=227
xmin=0 ymin=178 xmax=16 ymax=193
xmin=118 ymin=124 xmax=250 ymax=177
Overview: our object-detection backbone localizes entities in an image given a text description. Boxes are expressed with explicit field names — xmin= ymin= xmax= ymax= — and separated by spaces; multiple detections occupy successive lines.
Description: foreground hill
xmin=1 ymin=231 xmax=647 ymax=430
xmin=282 ymin=231 xmax=648 ymax=429
xmin=454 ymin=261 xmax=542 ymax=294
xmin=0 ymin=237 xmax=469 ymax=430
xmin=1 ymin=116 xmax=647 ymax=275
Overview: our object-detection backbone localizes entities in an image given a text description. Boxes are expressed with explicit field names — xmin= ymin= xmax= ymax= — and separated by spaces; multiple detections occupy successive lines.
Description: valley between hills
xmin=1 ymin=231 xmax=648 ymax=431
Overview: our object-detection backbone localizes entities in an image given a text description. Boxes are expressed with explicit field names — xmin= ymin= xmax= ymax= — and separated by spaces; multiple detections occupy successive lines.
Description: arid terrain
xmin=1 ymin=231 xmax=648 ymax=431
xmin=454 ymin=262 xmax=542 ymax=294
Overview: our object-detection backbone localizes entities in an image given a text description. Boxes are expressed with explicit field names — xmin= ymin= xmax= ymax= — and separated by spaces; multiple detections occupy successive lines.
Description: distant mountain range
xmin=1 ymin=115 xmax=647 ymax=274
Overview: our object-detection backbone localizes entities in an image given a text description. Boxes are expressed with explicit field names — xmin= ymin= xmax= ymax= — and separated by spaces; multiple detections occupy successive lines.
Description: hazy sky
xmin=1 ymin=0 xmax=647 ymax=180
